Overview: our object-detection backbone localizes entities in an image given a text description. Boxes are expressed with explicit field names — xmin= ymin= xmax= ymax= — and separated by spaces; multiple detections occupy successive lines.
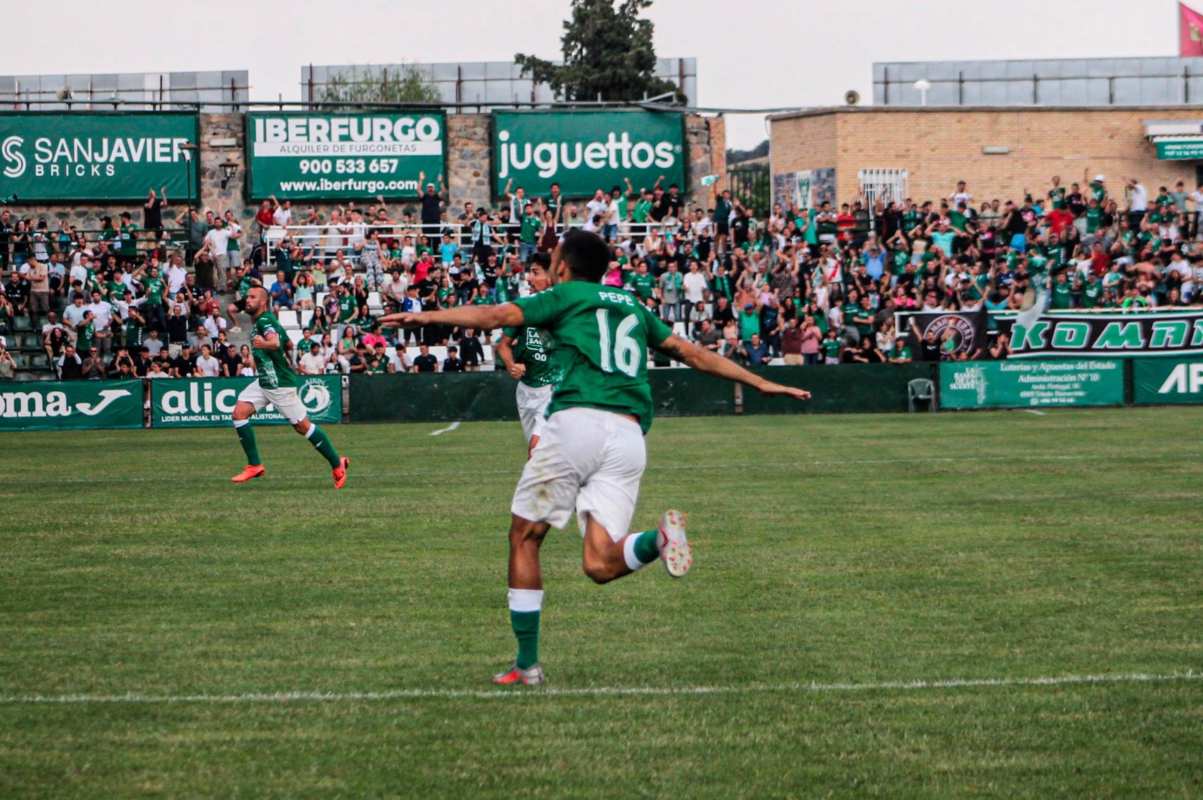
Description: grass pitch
xmin=1 ymin=409 xmax=1201 ymax=798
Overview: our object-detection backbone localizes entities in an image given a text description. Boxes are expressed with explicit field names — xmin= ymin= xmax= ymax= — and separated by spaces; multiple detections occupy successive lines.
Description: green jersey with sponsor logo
xmin=514 ymin=281 xmax=672 ymax=433
xmin=502 ymin=321 xmax=561 ymax=389
xmin=252 ymin=311 xmax=299 ymax=389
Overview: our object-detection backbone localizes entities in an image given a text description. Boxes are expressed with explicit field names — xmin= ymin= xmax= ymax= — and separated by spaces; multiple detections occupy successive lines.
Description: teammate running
xmin=495 ymin=252 xmax=560 ymax=456
xmin=380 ymin=230 xmax=810 ymax=686
xmin=230 ymin=286 xmax=350 ymax=488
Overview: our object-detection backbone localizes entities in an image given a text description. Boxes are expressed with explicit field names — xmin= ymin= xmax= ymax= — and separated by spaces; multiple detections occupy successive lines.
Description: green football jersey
xmin=251 ymin=311 xmax=299 ymax=389
xmin=502 ymin=322 xmax=561 ymax=389
xmin=514 ymin=281 xmax=672 ymax=433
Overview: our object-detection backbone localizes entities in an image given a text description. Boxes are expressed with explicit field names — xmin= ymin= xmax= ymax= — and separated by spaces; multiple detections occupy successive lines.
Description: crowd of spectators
xmin=4 ymin=171 xmax=1203 ymax=379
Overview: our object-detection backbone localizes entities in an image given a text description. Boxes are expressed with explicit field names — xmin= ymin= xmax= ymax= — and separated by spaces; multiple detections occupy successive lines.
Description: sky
xmin=2 ymin=0 xmax=1188 ymax=148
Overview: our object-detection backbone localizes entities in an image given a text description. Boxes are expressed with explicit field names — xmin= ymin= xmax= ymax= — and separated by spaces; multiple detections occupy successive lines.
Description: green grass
xmin=1 ymin=409 xmax=1201 ymax=798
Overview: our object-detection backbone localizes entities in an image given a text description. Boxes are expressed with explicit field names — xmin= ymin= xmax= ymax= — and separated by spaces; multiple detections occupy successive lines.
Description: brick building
xmin=768 ymin=106 xmax=1203 ymax=209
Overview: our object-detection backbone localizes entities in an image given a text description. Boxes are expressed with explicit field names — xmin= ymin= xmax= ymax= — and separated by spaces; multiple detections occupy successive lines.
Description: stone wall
xmin=3 ymin=111 xmax=726 ymax=231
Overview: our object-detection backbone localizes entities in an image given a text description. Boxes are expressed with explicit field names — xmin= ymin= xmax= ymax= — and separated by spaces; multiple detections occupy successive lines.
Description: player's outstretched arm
xmin=378 ymin=303 xmax=525 ymax=332
xmin=657 ymin=335 xmax=811 ymax=400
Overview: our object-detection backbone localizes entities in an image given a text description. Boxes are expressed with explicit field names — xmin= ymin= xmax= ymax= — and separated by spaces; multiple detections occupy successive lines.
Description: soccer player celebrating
xmin=229 ymin=286 xmax=350 ymax=488
xmin=495 ymin=252 xmax=560 ymax=456
xmin=380 ymin=230 xmax=809 ymax=686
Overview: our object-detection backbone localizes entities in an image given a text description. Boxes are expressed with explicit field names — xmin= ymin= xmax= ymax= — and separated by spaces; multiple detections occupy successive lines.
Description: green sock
xmin=235 ymin=420 xmax=261 ymax=466
xmin=307 ymin=424 xmax=341 ymax=468
xmin=632 ymin=529 xmax=661 ymax=563
xmin=508 ymin=588 xmax=543 ymax=669
xmin=511 ymin=610 xmax=540 ymax=669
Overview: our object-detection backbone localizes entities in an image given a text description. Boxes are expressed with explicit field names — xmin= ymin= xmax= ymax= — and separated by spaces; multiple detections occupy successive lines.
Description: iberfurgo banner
xmin=491 ymin=110 xmax=686 ymax=198
xmin=245 ymin=112 xmax=446 ymax=200
xmin=0 ymin=379 xmax=143 ymax=431
xmin=151 ymin=376 xmax=342 ymax=428
xmin=0 ymin=113 xmax=198 ymax=201
xmin=1002 ymin=309 xmax=1203 ymax=358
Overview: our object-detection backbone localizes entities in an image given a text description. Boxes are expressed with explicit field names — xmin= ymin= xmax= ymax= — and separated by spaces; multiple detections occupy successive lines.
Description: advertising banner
xmin=1132 ymin=358 xmax=1203 ymax=404
xmin=0 ymin=112 xmax=198 ymax=201
xmin=151 ymin=376 xmax=341 ymax=427
xmin=0 ymin=379 xmax=143 ymax=431
xmin=244 ymin=111 xmax=446 ymax=200
xmin=1003 ymin=310 xmax=1203 ymax=358
xmin=939 ymin=359 xmax=1124 ymax=410
xmin=491 ymin=110 xmax=686 ymax=198
xmin=898 ymin=310 xmax=989 ymax=361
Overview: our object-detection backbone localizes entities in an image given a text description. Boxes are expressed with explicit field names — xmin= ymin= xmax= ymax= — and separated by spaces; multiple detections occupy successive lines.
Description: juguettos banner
xmin=0 ymin=113 xmax=198 ymax=201
xmin=491 ymin=110 xmax=686 ymax=198
xmin=0 ymin=379 xmax=144 ymax=431
xmin=245 ymin=112 xmax=446 ymax=200
xmin=939 ymin=359 xmax=1124 ymax=410
xmin=151 ymin=376 xmax=341 ymax=428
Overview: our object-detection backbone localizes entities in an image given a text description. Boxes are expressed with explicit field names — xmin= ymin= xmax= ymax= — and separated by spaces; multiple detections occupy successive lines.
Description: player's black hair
xmin=558 ymin=229 xmax=609 ymax=283
xmin=529 ymin=251 xmax=552 ymax=270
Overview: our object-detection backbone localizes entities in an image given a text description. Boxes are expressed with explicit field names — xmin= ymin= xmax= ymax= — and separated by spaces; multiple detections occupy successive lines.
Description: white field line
xmin=17 ymin=452 xmax=1190 ymax=488
xmin=2 ymin=671 xmax=1197 ymax=706
xmin=429 ymin=421 xmax=461 ymax=437
xmin=1022 ymin=410 xmax=1048 ymax=416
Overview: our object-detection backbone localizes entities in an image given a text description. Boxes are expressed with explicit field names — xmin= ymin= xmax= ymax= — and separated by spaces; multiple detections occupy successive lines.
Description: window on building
xmin=858 ymin=169 xmax=908 ymax=206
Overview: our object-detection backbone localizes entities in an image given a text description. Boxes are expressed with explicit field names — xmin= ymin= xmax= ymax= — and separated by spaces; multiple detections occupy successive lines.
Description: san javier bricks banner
xmin=897 ymin=310 xmax=988 ymax=361
xmin=1004 ymin=310 xmax=1203 ymax=358
xmin=0 ymin=113 xmax=198 ymax=201
xmin=245 ymin=112 xmax=446 ymax=200
xmin=1132 ymin=358 xmax=1203 ymax=404
xmin=151 ymin=376 xmax=341 ymax=427
xmin=0 ymin=379 xmax=143 ymax=431
xmin=491 ymin=110 xmax=686 ymax=198
xmin=939 ymin=359 xmax=1124 ymax=410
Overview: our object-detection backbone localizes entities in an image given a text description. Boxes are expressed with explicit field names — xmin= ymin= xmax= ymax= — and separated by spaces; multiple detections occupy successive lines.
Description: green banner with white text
xmin=1132 ymin=358 xmax=1203 ymax=404
xmin=939 ymin=359 xmax=1124 ymax=409
xmin=244 ymin=111 xmax=446 ymax=200
xmin=0 ymin=112 xmax=198 ymax=201
xmin=0 ymin=379 xmax=143 ymax=431
xmin=151 ymin=376 xmax=341 ymax=428
xmin=491 ymin=110 xmax=686 ymax=198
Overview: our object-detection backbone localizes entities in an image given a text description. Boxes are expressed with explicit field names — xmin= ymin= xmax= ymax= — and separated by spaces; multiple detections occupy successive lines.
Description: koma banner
xmin=0 ymin=113 xmax=198 ymax=201
xmin=1003 ymin=310 xmax=1203 ymax=358
xmin=492 ymin=110 xmax=685 ymax=198
xmin=0 ymin=379 xmax=143 ymax=431
xmin=151 ymin=376 xmax=341 ymax=428
xmin=245 ymin=112 xmax=446 ymax=200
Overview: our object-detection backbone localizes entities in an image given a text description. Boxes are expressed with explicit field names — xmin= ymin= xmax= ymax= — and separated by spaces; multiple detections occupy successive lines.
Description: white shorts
xmin=515 ymin=382 xmax=553 ymax=442
xmin=510 ymin=407 xmax=646 ymax=542
xmin=237 ymin=380 xmax=307 ymax=424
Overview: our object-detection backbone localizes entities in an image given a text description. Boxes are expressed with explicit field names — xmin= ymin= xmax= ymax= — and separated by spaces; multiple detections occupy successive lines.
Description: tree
xmin=515 ymin=0 xmax=680 ymax=103
xmin=317 ymin=65 xmax=440 ymax=107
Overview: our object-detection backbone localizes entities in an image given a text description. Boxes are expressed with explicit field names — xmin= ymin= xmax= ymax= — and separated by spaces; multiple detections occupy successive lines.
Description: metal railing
xmin=261 ymin=218 xmax=692 ymax=273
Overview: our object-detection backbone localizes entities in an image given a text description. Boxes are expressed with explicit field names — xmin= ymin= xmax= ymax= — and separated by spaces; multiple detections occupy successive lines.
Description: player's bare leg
xmin=230 ymin=401 xmax=265 ymax=483
xmin=582 ymin=510 xmax=693 ymax=584
xmin=494 ymin=514 xmax=549 ymax=686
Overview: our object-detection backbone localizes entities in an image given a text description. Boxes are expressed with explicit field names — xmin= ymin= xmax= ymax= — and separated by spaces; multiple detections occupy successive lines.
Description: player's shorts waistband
xmin=549 ymin=406 xmax=641 ymax=430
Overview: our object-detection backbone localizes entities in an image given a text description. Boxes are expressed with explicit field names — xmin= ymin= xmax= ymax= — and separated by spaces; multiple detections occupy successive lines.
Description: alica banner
xmin=491 ymin=110 xmax=686 ymax=198
xmin=939 ymin=359 xmax=1124 ymax=410
xmin=0 ymin=113 xmax=198 ymax=201
xmin=151 ymin=376 xmax=341 ymax=428
xmin=0 ymin=379 xmax=143 ymax=431
xmin=245 ymin=112 xmax=446 ymax=200
xmin=1004 ymin=310 xmax=1203 ymax=358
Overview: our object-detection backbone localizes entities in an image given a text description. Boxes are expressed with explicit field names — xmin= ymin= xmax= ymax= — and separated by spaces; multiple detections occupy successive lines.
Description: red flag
xmin=1181 ymin=2 xmax=1203 ymax=56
